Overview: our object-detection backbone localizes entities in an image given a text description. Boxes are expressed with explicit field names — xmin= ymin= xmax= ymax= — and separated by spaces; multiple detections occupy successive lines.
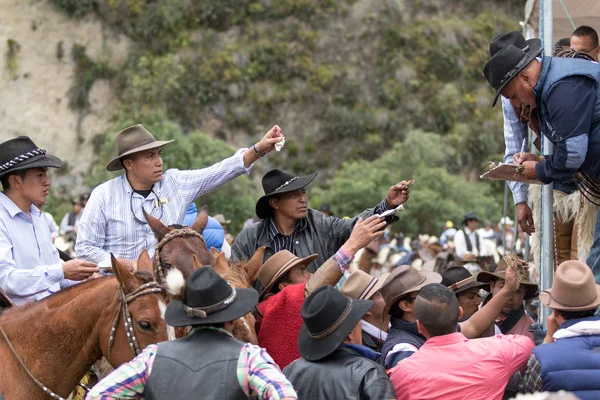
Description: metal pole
xmin=503 ymin=183 xmax=509 ymax=256
xmin=539 ymin=0 xmax=554 ymax=331
xmin=513 ymin=204 xmax=518 ymax=253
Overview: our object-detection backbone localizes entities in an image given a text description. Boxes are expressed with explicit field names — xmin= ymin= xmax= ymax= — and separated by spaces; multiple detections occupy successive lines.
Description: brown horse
xmin=0 ymin=251 xmax=169 ymax=400
xmin=145 ymin=209 xmax=213 ymax=288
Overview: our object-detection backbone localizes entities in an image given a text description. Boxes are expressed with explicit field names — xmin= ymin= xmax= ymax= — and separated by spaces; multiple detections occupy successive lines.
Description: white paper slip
xmin=275 ymin=136 xmax=286 ymax=151
xmin=379 ymin=205 xmax=404 ymax=218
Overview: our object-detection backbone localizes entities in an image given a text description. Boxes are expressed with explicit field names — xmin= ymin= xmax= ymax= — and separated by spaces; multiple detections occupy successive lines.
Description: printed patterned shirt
xmin=520 ymin=353 xmax=543 ymax=393
xmin=76 ymin=149 xmax=251 ymax=263
xmin=86 ymin=327 xmax=297 ymax=400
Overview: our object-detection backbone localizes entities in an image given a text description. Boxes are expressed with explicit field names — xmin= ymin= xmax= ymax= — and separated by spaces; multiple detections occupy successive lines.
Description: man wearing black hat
xmin=0 ymin=137 xmax=98 ymax=305
xmin=283 ymin=285 xmax=396 ymax=400
xmin=484 ymin=31 xmax=600 ymax=281
xmin=232 ymin=168 xmax=410 ymax=274
xmin=88 ymin=266 xmax=297 ymax=400
xmin=453 ymin=212 xmax=484 ymax=260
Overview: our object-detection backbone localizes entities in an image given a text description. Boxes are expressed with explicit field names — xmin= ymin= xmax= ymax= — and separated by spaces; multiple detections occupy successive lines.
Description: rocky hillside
xmin=0 ymin=0 xmax=524 ymax=234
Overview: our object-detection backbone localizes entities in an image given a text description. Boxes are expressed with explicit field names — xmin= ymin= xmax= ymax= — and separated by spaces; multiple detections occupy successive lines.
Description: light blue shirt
xmin=0 ymin=193 xmax=75 ymax=305
xmin=502 ymin=96 xmax=530 ymax=205
xmin=76 ymin=149 xmax=252 ymax=263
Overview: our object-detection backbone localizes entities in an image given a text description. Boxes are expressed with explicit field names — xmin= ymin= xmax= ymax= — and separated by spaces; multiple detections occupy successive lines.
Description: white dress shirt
xmin=76 ymin=149 xmax=251 ymax=263
xmin=454 ymin=227 xmax=484 ymax=258
xmin=0 ymin=193 xmax=75 ymax=305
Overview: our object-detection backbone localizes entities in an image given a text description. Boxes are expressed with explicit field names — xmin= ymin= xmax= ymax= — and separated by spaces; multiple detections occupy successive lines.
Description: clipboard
xmin=480 ymin=163 xmax=542 ymax=185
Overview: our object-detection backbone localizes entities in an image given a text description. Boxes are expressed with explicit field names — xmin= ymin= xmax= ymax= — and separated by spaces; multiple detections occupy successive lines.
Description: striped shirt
xmin=76 ymin=149 xmax=251 ymax=263
xmin=86 ymin=327 xmax=297 ymax=400
xmin=502 ymin=96 xmax=530 ymax=205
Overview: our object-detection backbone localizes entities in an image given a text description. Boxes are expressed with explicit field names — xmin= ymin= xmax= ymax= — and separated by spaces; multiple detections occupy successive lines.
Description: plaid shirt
xmin=86 ymin=327 xmax=297 ymax=400
xmin=76 ymin=149 xmax=251 ymax=263
xmin=502 ymin=96 xmax=530 ymax=205
xmin=520 ymin=353 xmax=543 ymax=393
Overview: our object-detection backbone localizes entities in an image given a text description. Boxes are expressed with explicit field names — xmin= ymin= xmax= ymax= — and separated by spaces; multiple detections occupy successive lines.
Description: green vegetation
xmin=5 ymin=38 xmax=20 ymax=79
xmin=48 ymin=0 xmax=525 ymax=233
xmin=68 ymin=44 xmax=116 ymax=111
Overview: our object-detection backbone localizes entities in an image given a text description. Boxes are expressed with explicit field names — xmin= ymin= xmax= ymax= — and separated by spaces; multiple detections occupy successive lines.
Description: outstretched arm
xmin=459 ymin=260 xmax=520 ymax=338
xmin=305 ymin=216 xmax=385 ymax=295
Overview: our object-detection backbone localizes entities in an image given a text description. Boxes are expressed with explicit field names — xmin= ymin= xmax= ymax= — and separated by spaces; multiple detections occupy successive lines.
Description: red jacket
xmin=257 ymin=282 xmax=306 ymax=369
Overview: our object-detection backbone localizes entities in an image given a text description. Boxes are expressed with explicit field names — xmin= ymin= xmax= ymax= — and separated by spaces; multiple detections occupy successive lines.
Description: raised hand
xmin=343 ymin=215 xmax=387 ymax=256
xmin=255 ymin=125 xmax=284 ymax=154
xmin=385 ymin=181 xmax=411 ymax=208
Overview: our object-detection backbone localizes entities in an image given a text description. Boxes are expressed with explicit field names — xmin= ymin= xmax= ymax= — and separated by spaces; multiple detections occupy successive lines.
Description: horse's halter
xmin=153 ymin=227 xmax=206 ymax=285
xmin=0 ymin=280 xmax=165 ymax=400
xmin=106 ymin=281 xmax=165 ymax=363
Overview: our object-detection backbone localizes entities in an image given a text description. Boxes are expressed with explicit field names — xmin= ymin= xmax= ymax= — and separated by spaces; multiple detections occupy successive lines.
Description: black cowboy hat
xmin=298 ymin=285 xmax=373 ymax=361
xmin=165 ymin=266 xmax=258 ymax=327
xmin=483 ymin=38 xmax=541 ymax=107
xmin=462 ymin=212 xmax=480 ymax=225
xmin=255 ymin=169 xmax=317 ymax=219
xmin=489 ymin=31 xmax=542 ymax=58
xmin=441 ymin=266 xmax=489 ymax=295
xmin=0 ymin=136 xmax=62 ymax=178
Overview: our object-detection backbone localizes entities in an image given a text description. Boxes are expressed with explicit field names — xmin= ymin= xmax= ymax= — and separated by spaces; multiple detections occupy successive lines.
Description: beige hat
xmin=257 ymin=250 xmax=317 ymax=302
xmin=214 ymin=214 xmax=231 ymax=225
xmin=106 ymin=124 xmax=173 ymax=171
xmin=477 ymin=254 xmax=538 ymax=300
xmin=381 ymin=265 xmax=442 ymax=316
xmin=540 ymin=260 xmax=600 ymax=311
xmin=341 ymin=271 xmax=390 ymax=301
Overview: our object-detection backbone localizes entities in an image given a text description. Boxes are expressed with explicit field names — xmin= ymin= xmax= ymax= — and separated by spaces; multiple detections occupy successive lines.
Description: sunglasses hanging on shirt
xmin=130 ymin=189 xmax=165 ymax=225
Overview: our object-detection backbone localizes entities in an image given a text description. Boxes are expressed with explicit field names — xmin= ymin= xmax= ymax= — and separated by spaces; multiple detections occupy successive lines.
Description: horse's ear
xmin=137 ymin=249 xmax=153 ymax=275
xmin=245 ymin=246 xmax=266 ymax=284
xmin=190 ymin=207 xmax=208 ymax=234
xmin=145 ymin=211 xmax=171 ymax=242
xmin=111 ymin=254 xmax=138 ymax=294
xmin=192 ymin=254 xmax=203 ymax=270
xmin=213 ymin=251 xmax=229 ymax=275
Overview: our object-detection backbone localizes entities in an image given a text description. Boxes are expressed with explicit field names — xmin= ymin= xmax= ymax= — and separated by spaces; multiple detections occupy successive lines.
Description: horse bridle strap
xmin=153 ymin=228 xmax=205 ymax=284
xmin=107 ymin=281 xmax=165 ymax=364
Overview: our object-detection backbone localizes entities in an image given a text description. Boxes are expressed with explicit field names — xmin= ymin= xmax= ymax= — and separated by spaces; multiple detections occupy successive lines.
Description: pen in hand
xmin=517 ymin=138 xmax=526 ymax=165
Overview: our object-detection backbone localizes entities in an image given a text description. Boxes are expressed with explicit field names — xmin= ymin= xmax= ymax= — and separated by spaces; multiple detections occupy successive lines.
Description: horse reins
xmin=0 ymin=281 xmax=164 ymax=400
xmin=153 ymin=228 xmax=206 ymax=284
xmin=106 ymin=281 xmax=165 ymax=362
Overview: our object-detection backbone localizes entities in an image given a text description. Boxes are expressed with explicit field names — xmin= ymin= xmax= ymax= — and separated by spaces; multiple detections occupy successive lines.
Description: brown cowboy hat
xmin=454 ymin=253 xmax=479 ymax=266
xmin=441 ymin=266 xmax=489 ymax=295
xmin=341 ymin=271 xmax=390 ymax=301
xmin=257 ymin=250 xmax=318 ymax=301
xmin=106 ymin=124 xmax=173 ymax=171
xmin=540 ymin=260 xmax=600 ymax=311
xmin=477 ymin=255 xmax=538 ymax=300
xmin=381 ymin=265 xmax=442 ymax=316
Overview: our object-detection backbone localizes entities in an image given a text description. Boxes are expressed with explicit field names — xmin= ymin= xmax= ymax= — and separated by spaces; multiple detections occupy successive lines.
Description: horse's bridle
xmin=153 ymin=227 xmax=206 ymax=285
xmin=106 ymin=281 xmax=165 ymax=362
xmin=0 ymin=281 xmax=165 ymax=400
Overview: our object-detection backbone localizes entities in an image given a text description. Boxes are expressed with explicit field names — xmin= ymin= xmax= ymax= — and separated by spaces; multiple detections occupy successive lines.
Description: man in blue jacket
xmin=483 ymin=38 xmax=600 ymax=281
xmin=520 ymin=260 xmax=600 ymax=399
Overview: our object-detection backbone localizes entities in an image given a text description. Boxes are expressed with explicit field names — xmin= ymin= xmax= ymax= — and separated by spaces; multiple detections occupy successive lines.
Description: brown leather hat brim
xmin=259 ymin=254 xmax=318 ymax=302
xmin=105 ymin=140 xmax=174 ymax=171
xmin=383 ymin=271 xmax=442 ymax=316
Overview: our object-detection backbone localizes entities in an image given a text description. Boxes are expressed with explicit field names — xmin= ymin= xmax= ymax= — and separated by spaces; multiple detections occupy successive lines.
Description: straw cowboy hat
xmin=483 ymin=31 xmax=543 ymax=107
xmin=477 ymin=255 xmax=538 ymax=300
xmin=213 ymin=214 xmax=231 ymax=225
xmin=0 ymin=137 xmax=62 ymax=178
xmin=106 ymin=124 xmax=173 ymax=171
xmin=257 ymin=250 xmax=318 ymax=301
xmin=341 ymin=271 xmax=390 ymax=301
xmin=165 ymin=266 xmax=258 ymax=327
xmin=441 ymin=266 xmax=489 ymax=295
xmin=298 ymin=285 xmax=373 ymax=361
xmin=255 ymin=169 xmax=317 ymax=219
xmin=540 ymin=260 xmax=600 ymax=311
xmin=381 ymin=265 xmax=442 ymax=316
